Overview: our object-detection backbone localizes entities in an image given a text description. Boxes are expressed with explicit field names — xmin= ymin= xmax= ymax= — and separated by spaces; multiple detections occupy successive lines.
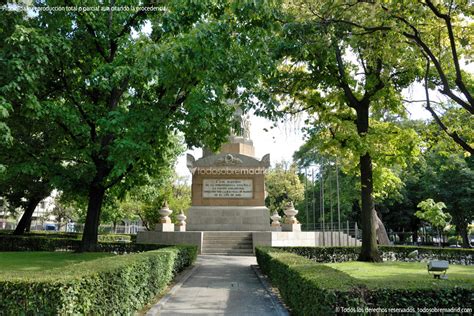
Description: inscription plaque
xmin=203 ymin=179 xmax=253 ymax=198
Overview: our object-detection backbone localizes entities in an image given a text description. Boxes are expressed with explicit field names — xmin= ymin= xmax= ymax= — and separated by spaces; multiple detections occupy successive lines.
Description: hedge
xmin=279 ymin=245 xmax=474 ymax=265
xmin=256 ymin=247 xmax=366 ymax=315
xmin=0 ymin=234 xmax=159 ymax=253
xmin=0 ymin=245 xmax=197 ymax=314
xmin=256 ymin=247 xmax=474 ymax=315
xmin=0 ymin=231 xmax=136 ymax=242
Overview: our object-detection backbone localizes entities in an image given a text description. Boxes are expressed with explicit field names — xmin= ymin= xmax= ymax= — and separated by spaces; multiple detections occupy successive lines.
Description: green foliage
xmin=278 ymin=246 xmax=474 ymax=265
xmin=265 ymin=162 xmax=304 ymax=215
xmin=119 ymin=173 xmax=192 ymax=230
xmin=0 ymin=235 xmax=81 ymax=252
xmin=0 ymin=246 xmax=197 ymax=314
xmin=0 ymin=234 xmax=172 ymax=254
xmin=1 ymin=0 xmax=281 ymax=248
xmin=255 ymin=247 xmax=363 ymax=315
xmin=97 ymin=234 xmax=132 ymax=243
xmin=377 ymin=118 xmax=473 ymax=247
xmin=256 ymin=247 xmax=473 ymax=314
xmin=416 ymin=199 xmax=452 ymax=230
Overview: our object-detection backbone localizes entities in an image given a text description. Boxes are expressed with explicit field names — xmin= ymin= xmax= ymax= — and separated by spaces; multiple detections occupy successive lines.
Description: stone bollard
xmin=155 ymin=201 xmax=175 ymax=232
xmin=282 ymin=201 xmax=301 ymax=232
xmin=176 ymin=210 xmax=187 ymax=232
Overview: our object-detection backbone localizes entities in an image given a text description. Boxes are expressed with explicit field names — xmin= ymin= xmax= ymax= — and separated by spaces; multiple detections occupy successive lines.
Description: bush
xmin=256 ymin=247 xmax=474 ymax=315
xmin=278 ymin=246 xmax=474 ymax=265
xmin=98 ymin=234 xmax=132 ymax=243
xmin=0 ymin=234 xmax=164 ymax=253
xmin=0 ymin=235 xmax=81 ymax=251
xmin=379 ymin=245 xmax=474 ymax=265
xmin=0 ymin=246 xmax=197 ymax=314
xmin=256 ymin=247 xmax=366 ymax=315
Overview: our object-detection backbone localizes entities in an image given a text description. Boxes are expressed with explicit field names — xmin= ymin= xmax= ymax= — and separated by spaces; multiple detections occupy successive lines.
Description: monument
xmin=185 ymin=112 xmax=271 ymax=231
xmin=137 ymin=106 xmax=361 ymax=253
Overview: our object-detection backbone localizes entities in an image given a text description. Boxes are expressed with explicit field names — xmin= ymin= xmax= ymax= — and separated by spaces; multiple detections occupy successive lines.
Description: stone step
xmin=202 ymin=248 xmax=253 ymax=254
xmin=203 ymin=244 xmax=253 ymax=250
xmin=203 ymin=233 xmax=253 ymax=238
xmin=204 ymin=238 xmax=252 ymax=242
xmin=203 ymin=237 xmax=252 ymax=242
xmin=203 ymin=241 xmax=253 ymax=247
xmin=201 ymin=252 xmax=254 ymax=256
xmin=202 ymin=232 xmax=254 ymax=255
xmin=203 ymin=240 xmax=253 ymax=246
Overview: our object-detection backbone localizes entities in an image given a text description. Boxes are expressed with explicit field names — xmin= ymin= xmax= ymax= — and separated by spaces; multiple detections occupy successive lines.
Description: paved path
xmin=148 ymin=255 xmax=287 ymax=316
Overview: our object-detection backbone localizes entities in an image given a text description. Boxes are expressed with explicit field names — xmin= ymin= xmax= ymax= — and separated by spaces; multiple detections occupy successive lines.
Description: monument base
xmin=282 ymin=223 xmax=301 ymax=232
xmin=186 ymin=206 xmax=270 ymax=231
xmin=175 ymin=225 xmax=186 ymax=232
xmin=136 ymin=230 xmax=361 ymax=255
xmin=155 ymin=223 xmax=175 ymax=232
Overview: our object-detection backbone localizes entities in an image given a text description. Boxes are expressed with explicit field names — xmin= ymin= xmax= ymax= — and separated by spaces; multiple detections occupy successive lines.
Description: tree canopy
xmin=1 ymin=0 xmax=280 ymax=250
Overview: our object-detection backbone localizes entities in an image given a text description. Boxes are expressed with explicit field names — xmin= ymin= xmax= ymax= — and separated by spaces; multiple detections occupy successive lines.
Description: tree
xmin=0 ymin=106 xmax=60 ymax=234
xmin=416 ymin=199 xmax=452 ymax=247
xmin=265 ymin=162 xmax=304 ymax=216
xmin=320 ymin=1 xmax=474 ymax=155
xmin=2 ymin=1 xmax=279 ymax=250
xmin=378 ymin=116 xmax=473 ymax=248
xmin=257 ymin=1 xmax=421 ymax=261
xmin=119 ymin=173 xmax=191 ymax=231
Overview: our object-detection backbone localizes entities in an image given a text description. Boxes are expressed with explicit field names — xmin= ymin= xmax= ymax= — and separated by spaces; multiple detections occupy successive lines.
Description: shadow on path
xmin=150 ymin=255 xmax=287 ymax=315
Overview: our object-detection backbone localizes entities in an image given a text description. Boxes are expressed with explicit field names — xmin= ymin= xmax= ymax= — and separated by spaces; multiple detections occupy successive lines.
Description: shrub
xmin=0 ymin=234 xmax=165 ymax=254
xmin=0 ymin=246 xmax=197 ymax=314
xmin=256 ymin=247 xmax=366 ymax=315
xmin=279 ymin=246 xmax=474 ymax=265
xmin=256 ymin=247 xmax=474 ymax=315
xmin=0 ymin=235 xmax=81 ymax=251
xmin=98 ymin=234 xmax=132 ymax=243
xmin=379 ymin=245 xmax=473 ymax=265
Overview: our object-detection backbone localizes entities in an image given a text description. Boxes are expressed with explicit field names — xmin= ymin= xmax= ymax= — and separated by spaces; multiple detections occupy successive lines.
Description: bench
xmin=427 ymin=260 xmax=449 ymax=279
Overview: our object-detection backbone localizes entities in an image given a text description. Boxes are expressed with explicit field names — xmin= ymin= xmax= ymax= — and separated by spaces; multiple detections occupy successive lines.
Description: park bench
xmin=427 ymin=260 xmax=449 ymax=279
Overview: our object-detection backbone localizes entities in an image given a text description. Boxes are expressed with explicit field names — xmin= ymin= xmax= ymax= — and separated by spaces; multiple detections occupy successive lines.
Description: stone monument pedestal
xmin=175 ymin=225 xmax=186 ymax=232
xmin=282 ymin=223 xmax=301 ymax=232
xmin=155 ymin=223 xmax=175 ymax=232
xmin=187 ymin=206 xmax=269 ymax=231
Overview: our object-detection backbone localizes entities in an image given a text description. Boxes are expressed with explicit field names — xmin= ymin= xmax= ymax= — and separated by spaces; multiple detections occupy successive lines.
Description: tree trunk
xmin=437 ymin=227 xmax=442 ymax=247
xmin=357 ymin=153 xmax=381 ymax=262
xmin=81 ymin=184 xmax=106 ymax=252
xmin=456 ymin=223 xmax=472 ymax=248
xmin=13 ymin=197 xmax=43 ymax=235
xmin=356 ymin=105 xmax=381 ymax=262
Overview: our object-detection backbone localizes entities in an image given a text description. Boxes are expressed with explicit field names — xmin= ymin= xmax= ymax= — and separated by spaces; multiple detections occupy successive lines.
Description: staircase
xmin=202 ymin=232 xmax=253 ymax=255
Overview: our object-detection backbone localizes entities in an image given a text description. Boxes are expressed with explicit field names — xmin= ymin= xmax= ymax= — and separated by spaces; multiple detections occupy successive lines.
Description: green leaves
xmin=416 ymin=198 xmax=451 ymax=229
xmin=265 ymin=162 xmax=305 ymax=214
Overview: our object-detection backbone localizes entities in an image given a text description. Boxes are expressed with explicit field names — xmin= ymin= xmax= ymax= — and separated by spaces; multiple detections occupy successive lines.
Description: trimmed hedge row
xmin=0 ymin=235 xmax=81 ymax=251
xmin=0 ymin=234 xmax=157 ymax=253
xmin=0 ymin=230 xmax=136 ymax=242
xmin=256 ymin=247 xmax=364 ymax=315
xmin=279 ymin=245 xmax=474 ymax=265
xmin=0 ymin=245 xmax=197 ymax=314
xmin=256 ymin=247 xmax=474 ymax=315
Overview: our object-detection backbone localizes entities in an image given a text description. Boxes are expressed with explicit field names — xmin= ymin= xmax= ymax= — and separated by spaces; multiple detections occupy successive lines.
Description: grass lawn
xmin=0 ymin=252 xmax=112 ymax=278
xmin=325 ymin=261 xmax=474 ymax=289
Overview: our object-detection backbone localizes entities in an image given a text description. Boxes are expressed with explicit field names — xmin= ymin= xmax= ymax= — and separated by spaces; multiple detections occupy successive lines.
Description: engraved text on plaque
xmin=202 ymin=179 xmax=253 ymax=198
